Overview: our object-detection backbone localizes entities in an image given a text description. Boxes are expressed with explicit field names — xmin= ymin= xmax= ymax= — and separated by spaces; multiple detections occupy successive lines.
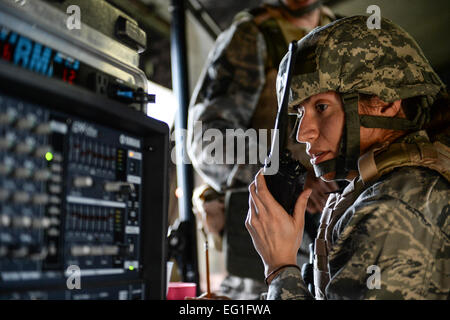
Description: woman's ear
xmin=380 ymin=99 xmax=403 ymax=117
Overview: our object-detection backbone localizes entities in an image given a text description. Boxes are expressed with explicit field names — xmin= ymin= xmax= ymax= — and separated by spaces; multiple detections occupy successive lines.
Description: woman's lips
xmin=310 ymin=151 xmax=330 ymax=165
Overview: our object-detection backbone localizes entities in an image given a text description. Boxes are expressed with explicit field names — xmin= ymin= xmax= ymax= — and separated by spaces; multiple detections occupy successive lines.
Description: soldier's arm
xmin=266 ymin=266 xmax=314 ymax=300
xmin=187 ymin=17 xmax=267 ymax=192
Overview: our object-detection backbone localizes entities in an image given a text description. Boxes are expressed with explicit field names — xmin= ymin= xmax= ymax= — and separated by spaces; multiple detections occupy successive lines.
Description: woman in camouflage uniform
xmin=246 ymin=16 xmax=449 ymax=299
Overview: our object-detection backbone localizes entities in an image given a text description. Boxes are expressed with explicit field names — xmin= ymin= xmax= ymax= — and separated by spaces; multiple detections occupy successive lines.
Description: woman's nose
xmin=296 ymin=107 xmax=320 ymax=144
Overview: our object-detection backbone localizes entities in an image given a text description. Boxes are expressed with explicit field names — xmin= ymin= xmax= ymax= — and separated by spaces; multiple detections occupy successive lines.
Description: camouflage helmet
xmin=276 ymin=15 xmax=446 ymax=179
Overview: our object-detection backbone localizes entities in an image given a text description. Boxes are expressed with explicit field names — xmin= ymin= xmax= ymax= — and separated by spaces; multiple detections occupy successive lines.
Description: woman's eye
xmin=316 ymin=103 xmax=328 ymax=112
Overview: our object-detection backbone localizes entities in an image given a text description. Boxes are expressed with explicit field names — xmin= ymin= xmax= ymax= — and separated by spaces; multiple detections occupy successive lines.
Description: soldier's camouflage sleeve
xmin=268 ymin=166 xmax=449 ymax=300
xmin=187 ymin=17 xmax=267 ymax=192
xmin=327 ymin=167 xmax=449 ymax=300
xmin=267 ymin=267 xmax=314 ymax=300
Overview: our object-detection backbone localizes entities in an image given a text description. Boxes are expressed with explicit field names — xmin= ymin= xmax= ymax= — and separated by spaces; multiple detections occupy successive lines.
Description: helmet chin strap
xmin=312 ymin=93 xmax=361 ymax=181
xmin=312 ymin=144 xmax=349 ymax=180
xmin=277 ymin=0 xmax=323 ymax=18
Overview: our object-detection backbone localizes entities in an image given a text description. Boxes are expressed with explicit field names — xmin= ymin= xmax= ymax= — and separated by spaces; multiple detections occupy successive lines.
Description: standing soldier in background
xmin=188 ymin=0 xmax=338 ymax=299
xmin=246 ymin=15 xmax=449 ymax=299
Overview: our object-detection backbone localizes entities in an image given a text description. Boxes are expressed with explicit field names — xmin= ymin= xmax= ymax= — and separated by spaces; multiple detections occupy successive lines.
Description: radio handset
xmin=263 ymin=41 xmax=306 ymax=215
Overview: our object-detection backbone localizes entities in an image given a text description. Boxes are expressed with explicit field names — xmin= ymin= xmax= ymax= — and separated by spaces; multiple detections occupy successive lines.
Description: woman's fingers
xmin=246 ymin=184 xmax=260 ymax=231
xmin=249 ymin=180 xmax=267 ymax=214
xmin=248 ymin=182 xmax=256 ymax=214
xmin=255 ymin=170 xmax=274 ymax=200
xmin=246 ymin=171 xmax=310 ymax=275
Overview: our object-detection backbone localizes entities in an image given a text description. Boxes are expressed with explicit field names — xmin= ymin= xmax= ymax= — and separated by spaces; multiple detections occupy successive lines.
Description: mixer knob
xmin=34 ymin=123 xmax=52 ymax=135
xmin=50 ymin=163 xmax=62 ymax=173
xmin=15 ymin=138 xmax=36 ymax=155
xmin=52 ymin=153 xmax=63 ymax=163
xmin=49 ymin=184 xmax=62 ymax=194
xmin=0 ymin=214 xmax=11 ymax=227
xmin=49 ymin=196 xmax=61 ymax=205
xmin=15 ymin=114 xmax=37 ymax=130
xmin=0 ymin=245 xmax=8 ymax=258
xmin=0 ymin=134 xmax=15 ymax=151
xmin=0 ymin=161 xmax=13 ymax=176
xmin=10 ymin=245 xmax=29 ymax=259
xmin=13 ymin=191 xmax=31 ymax=204
xmin=47 ymin=228 xmax=60 ymax=237
xmin=14 ymin=167 xmax=32 ymax=179
xmin=50 ymin=174 xmax=62 ymax=183
xmin=33 ymin=169 xmax=51 ymax=182
xmin=49 ymin=217 xmax=60 ymax=226
xmin=32 ymin=193 xmax=50 ymax=206
xmin=48 ymin=243 xmax=57 ymax=256
xmin=0 ymin=188 xmax=11 ymax=202
xmin=12 ymin=215 xmax=32 ymax=228
xmin=73 ymin=176 xmax=94 ymax=188
xmin=48 ymin=206 xmax=61 ymax=216
xmin=32 ymin=217 xmax=51 ymax=229
xmin=0 ymin=108 xmax=18 ymax=125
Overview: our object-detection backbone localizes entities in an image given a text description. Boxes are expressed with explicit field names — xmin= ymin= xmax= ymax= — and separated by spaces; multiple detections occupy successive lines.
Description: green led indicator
xmin=45 ymin=152 xmax=53 ymax=161
xmin=129 ymin=266 xmax=134 ymax=271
